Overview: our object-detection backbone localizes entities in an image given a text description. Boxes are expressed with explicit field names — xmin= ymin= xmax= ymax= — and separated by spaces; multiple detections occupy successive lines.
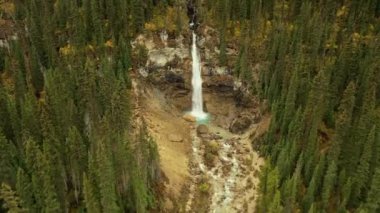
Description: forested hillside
xmin=0 ymin=0 xmax=184 ymax=212
xmin=197 ymin=0 xmax=380 ymax=212
xmin=0 ymin=0 xmax=379 ymax=212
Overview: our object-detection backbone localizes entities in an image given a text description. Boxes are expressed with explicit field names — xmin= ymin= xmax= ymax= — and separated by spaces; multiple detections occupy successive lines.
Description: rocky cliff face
xmin=133 ymin=28 xmax=263 ymax=133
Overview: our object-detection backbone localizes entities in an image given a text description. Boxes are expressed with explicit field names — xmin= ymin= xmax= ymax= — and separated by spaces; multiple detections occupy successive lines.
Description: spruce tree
xmin=338 ymin=178 xmax=353 ymax=212
xmin=218 ymin=0 xmax=228 ymax=65
xmin=321 ymin=161 xmax=337 ymax=209
xmin=96 ymin=139 xmax=120 ymax=212
xmin=333 ymin=82 xmax=356 ymax=163
xmin=91 ymin=0 xmax=104 ymax=45
xmin=0 ymin=132 xmax=16 ymax=185
xmin=16 ymin=168 xmax=35 ymax=212
xmin=29 ymin=46 xmax=44 ymax=93
xmin=268 ymin=190 xmax=283 ymax=213
xmin=83 ymin=173 xmax=101 ymax=213
xmin=132 ymin=0 xmax=145 ymax=34
xmin=66 ymin=126 xmax=87 ymax=202
xmin=25 ymin=138 xmax=44 ymax=211
xmin=40 ymin=150 xmax=61 ymax=213
xmin=281 ymin=69 xmax=299 ymax=134
xmin=28 ymin=0 xmax=48 ymax=67
xmin=303 ymin=155 xmax=326 ymax=212
xmin=365 ymin=168 xmax=380 ymax=212
xmin=351 ymin=126 xmax=376 ymax=204
xmin=0 ymin=183 xmax=26 ymax=213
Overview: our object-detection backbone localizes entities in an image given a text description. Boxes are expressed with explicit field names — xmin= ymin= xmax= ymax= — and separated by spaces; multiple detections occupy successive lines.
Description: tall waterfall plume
xmin=190 ymin=32 xmax=208 ymax=120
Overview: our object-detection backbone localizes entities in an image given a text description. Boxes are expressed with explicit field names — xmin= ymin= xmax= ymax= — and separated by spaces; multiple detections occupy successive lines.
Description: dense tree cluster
xmin=201 ymin=0 xmax=379 ymax=212
xmin=0 ymin=0 xmax=176 ymax=212
xmin=0 ymin=0 xmax=379 ymax=212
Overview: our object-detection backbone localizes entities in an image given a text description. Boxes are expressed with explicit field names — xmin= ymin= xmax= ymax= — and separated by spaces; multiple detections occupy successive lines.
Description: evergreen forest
xmin=0 ymin=0 xmax=379 ymax=212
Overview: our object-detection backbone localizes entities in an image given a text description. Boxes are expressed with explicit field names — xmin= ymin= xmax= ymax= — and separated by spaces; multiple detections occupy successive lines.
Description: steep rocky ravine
xmin=131 ymin=28 xmax=269 ymax=212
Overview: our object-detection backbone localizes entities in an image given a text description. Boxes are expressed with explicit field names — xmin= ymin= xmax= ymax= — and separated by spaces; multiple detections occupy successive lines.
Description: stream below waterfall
xmin=185 ymin=124 xmax=264 ymax=212
xmin=184 ymin=29 xmax=263 ymax=212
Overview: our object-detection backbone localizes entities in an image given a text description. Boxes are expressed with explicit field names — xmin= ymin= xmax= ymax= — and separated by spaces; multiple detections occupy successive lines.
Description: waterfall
xmin=190 ymin=32 xmax=208 ymax=120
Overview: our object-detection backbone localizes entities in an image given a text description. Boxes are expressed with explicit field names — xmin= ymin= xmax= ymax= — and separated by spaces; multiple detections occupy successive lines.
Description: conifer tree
xmin=21 ymin=92 xmax=42 ymax=142
xmin=16 ymin=168 xmax=35 ymax=212
xmin=83 ymin=0 xmax=94 ymax=42
xmin=73 ymin=9 xmax=87 ymax=48
xmin=0 ymin=132 xmax=16 ymax=185
xmin=371 ymin=129 xmax=380 ymax=178
xmin=333 ymin=82 xmax=356 ymax=163
xmin=303 ymin=155 xmax=326 ymax=212
xmin=6 ymin=97 xmax=22 ymax=147
xmin=96 ymin=139 xmax=120 ymax=212
xmin=281 ymin=69 xmax=299 ymax=134
xmin=218 ymin=0 xmax=228 ymax=65
xmin=268 ymin=190 xmax=283 ymax=213
xmin=66 ymin=126 xmax=87 ymax=202
xmin=321 ymin=161 xmax=337 ymax=209
xmin=41 ymin=0 xmax=57 ymax=68
xmin=132 ymin=0 xmax=145 ymax=33
xmin=0 ymin=86 xmax=13 ymax=140
xmin=307 ymin=203 xmax=318 ymax=213
xmin=40 ymin=150 xmax=61 ymax=213
xmin=365 ymin=168 xmax=380 ymax=212
xmin=86 ymin=150 xmax=102 ymax=210
xmin=28 ymin=0 xmax=48 ymax=67
xmin=29 ymin=46 xmax=44 ymax=93
xmin=258 ymin=166 xmax=280 ymax=213
xmin=25 ymin=138 xmax=44 ymax=210
xmin=351 ymin=126 xmax=376 ymax=204
xmin=83 ymin=173 xmax=101 ymax=213
xmin=91 ymin=0 xmax=104 ymax=45
xmin=0 ymin=183 xmax=26 ymax=213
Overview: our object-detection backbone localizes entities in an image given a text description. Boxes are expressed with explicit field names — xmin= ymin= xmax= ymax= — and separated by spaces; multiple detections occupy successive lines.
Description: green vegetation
xmin=200 ymin=0 xmax=380 ymax=212
xmin=198 ymin=182 xmax=210 ymax=194
xmin=0 ymin=0 xmax=379 ymax=212
xmin=0 ymin=0 xmax=186 ymax=212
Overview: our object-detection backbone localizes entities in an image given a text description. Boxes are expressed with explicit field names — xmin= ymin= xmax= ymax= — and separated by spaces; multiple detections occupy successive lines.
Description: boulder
xmin=183 ymin=114 xmax=196 ymax=122
xmin=197 ymin=124 xmax=209 ymax=136
xmin=168 ymin=134 xmax=183 ymax=143
xmin=211 ymin=133 xmax=222 ymax=140
xmin=138 ymin=68 xmax=148 ymax=78
xmin=229 ymin=114 xmax=252 ymax=134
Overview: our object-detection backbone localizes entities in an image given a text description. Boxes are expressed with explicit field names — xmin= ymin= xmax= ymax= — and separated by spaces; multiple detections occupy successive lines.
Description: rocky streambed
xmin=185 ymin=123 xmax=264 ymax=213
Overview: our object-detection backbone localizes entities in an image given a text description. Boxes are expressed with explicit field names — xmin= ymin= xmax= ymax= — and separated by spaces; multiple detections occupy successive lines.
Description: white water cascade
xmin=190 ymin=32 xmax=208 ymax=120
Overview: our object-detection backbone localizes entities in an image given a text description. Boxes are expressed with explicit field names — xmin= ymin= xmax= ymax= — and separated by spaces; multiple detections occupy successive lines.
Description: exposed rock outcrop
xmin=165 ymin=71 xmax=185 ymax=84
xmin=146 ymin=47 xmax=189 ymax=69
xmin=229 ymin=113 xmax=253 ymax=134
xmin=204 ymin=75 xmax=234 ymax=93
xmin=234 ymin=89 xmax=257 ymax=108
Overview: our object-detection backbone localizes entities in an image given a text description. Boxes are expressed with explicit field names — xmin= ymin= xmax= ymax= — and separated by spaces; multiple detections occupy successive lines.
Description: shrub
xmin=198 ymin=182 xmax=210 ymax=194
